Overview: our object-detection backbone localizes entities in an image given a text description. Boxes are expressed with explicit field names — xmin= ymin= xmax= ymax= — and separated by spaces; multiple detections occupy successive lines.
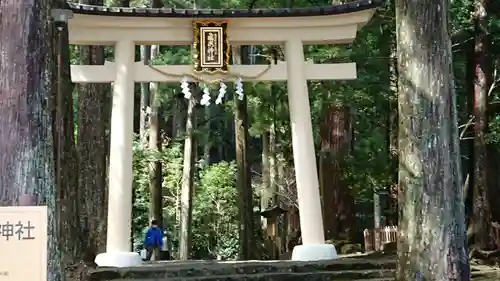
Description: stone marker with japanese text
xmin=0 ymin=206 xmax=47 ymax=281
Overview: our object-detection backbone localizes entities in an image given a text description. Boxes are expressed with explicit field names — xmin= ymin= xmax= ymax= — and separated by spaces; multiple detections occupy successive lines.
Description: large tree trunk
xmin=464 ymin=41 xmax=475 ymax=227
xmin=261 ymin=127 xmax=279 ymax=257
xmin=148 ymin=81 xmax=163 ymax=260
xmin=179 ymin=92 xmax=196 ymax=260
xmin=261 ymin=130 xmax=271 ymax=214
xmin=322 ymin=0 xmax=354 ymax=242
xmin=139 ymin=45 xmax=150 ymax=143
xmin=148 ymin=44 xmax=162 ymax=236
xmin=470 ymin=0 xmax=494 ymax=251
xmin=395 ymin=0 xmax=470 ymax=279
xmin=319 ymin=106 xmax=353 ymax=240
xmin=53 ymin=14 xmax=82 ymax=271
xmin=172 ymin=97 xmax=186 ymax=139
xmin=269 ymin=123 xmax=278 ymax=206
xmin=147 ymin=3 xmax=163 ymax=257
xmin=0 ymin=0 xmax=62 ymax=280
xmin=77 ymin=0 xmax=110 ymax=261
xmin=233 ymin=46 xmax=256 ymax=260
xmin=202 ymin=106 xmax=212 ymax=166
xmin=261 ymin=123 xmax=278 ymax=212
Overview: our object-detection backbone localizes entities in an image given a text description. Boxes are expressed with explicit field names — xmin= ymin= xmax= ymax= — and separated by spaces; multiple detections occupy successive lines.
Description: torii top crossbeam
xmin=65 ymin=0 xmax=381 ymax=46
xmin=65 ymin=0 xmax=382 ymax=83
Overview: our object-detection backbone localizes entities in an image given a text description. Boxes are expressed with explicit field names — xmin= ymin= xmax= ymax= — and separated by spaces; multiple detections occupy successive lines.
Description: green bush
xmin=192 ymin=161 xmax=239 ymax=260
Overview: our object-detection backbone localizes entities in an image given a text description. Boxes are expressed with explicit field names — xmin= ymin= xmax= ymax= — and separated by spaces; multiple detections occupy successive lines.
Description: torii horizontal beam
xmin=70 ymin=61 xmax=357 ymax=83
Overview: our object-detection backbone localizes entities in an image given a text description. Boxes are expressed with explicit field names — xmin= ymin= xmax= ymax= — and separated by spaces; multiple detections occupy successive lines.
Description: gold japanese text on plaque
xmin=193 ymin=21 xmax=230 ymax=73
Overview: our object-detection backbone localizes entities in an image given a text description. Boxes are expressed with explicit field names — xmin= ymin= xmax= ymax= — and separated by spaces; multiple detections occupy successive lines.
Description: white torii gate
xmin=64 ymin=1 xmax=378 ymax=267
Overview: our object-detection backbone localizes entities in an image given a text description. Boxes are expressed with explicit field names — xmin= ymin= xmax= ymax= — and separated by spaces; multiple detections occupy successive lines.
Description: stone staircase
xmin=87 ymin=257 xmax=396 ymax=281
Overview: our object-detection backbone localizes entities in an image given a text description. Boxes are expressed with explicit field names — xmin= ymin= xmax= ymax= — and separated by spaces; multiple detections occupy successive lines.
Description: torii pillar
xmin=285 ymin=38 xmax=337 ymax=261
xmin=95 ymin=40 xmax=142 ymax=267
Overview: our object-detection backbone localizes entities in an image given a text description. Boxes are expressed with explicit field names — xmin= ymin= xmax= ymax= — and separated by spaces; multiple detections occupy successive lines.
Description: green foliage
xmin=488 ymin=117 xmax=500 ymax=145
xmin=192 ymin=162 xmax=240 ymax=259
xmin=132 ymin=136 xmax=184 ymax=250
xmin=132 ymin=132 xmax=240 ymax=259
xmin=450 ymin=0 xmax=474 ymax=33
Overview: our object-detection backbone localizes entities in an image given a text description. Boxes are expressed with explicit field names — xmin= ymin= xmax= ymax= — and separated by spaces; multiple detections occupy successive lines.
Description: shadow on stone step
xmin=147 ymin=270 xmax=395 ymax=281
xmin=279 ymin=251 xmax=292 ymax=260
xmin=87 ymin=257 xmax=396 ymax=281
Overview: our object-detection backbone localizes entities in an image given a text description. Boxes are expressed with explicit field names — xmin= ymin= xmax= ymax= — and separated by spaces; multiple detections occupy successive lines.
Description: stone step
xmin=107 ymin=271 xmax=395 ymax=281
xmin=90 ymin=258 xmax=396 ymax=281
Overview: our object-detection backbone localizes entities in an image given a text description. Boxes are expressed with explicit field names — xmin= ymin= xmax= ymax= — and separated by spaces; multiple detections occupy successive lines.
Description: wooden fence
xmin=363 ymin=226 xmax=397 ymax=252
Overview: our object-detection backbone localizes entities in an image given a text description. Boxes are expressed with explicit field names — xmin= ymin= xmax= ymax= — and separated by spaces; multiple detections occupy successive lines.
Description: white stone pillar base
xmin=95 ymin=252 xmax=143 ymax=267
xmin=291 ymin=244 xmax=338 ymax=261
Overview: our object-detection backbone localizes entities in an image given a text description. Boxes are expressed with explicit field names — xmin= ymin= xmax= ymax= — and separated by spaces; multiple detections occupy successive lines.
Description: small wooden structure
xmin=363 ymin=229 xmax=375 ymax=252
xmin=261 ymin=205 xmax=288 ymax=259
xmin=363 ymin=226 xmax=398 ymax=252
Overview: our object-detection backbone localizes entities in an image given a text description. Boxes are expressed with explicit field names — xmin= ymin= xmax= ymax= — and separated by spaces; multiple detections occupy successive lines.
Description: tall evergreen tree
xmin=396 ymin=0 xmax=470 ymax=279
xmin=0 ymin=0 xmax=62 ymax=280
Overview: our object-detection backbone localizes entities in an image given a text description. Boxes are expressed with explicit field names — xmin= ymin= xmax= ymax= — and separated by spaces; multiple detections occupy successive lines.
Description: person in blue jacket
xmin=143 ymin=219 xmax=163 ymax=261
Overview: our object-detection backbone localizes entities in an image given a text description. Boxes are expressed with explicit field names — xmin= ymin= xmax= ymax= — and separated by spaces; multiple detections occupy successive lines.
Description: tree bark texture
xmin=148 ymin=44 xmax=163 ymax=229
xmin=77 ymin=45 xmax=110 ymax=259
xmin=234 ymin=46 xmax=257 ymax=260
xmin=172 ymin=98 xmax=187 ymax=140
xmin=77 ymin=0 xmax=110 ymax=260
xmin=202 ymin=106 xmax=212 ymax=166
xmin=261 ymin=130 xmax=271 ymax=215
xmin=268 ymin=83 xmax=280 ymax=209
xmin=269 ymin=123 xmax=278 ymax=206
xmin=319 ymin=106 xmax=353 ymax=240
xmin=147 ymin=0 xmax=163 ymax=255
xmin=139 ymin=45 xmax=150 ymax=142
xmin=54 ymin=19 xmax=82 ymax=270
xmin=396 ymin=0 xmax=470 ymax=280
xmin=471 ymin=0 xmax=494 ymax=251
xmin=464 ymin=42 xmax=475 ymax=227
xmin=261 ymin=125 xmax=278 ymax=215
xmin=179 ymin=92 xmax=196 ymax=260
xmin=260 ymin=129 xmax=275 ymax=257
xmin=0 ymin=0 xmax=62 ymax=280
